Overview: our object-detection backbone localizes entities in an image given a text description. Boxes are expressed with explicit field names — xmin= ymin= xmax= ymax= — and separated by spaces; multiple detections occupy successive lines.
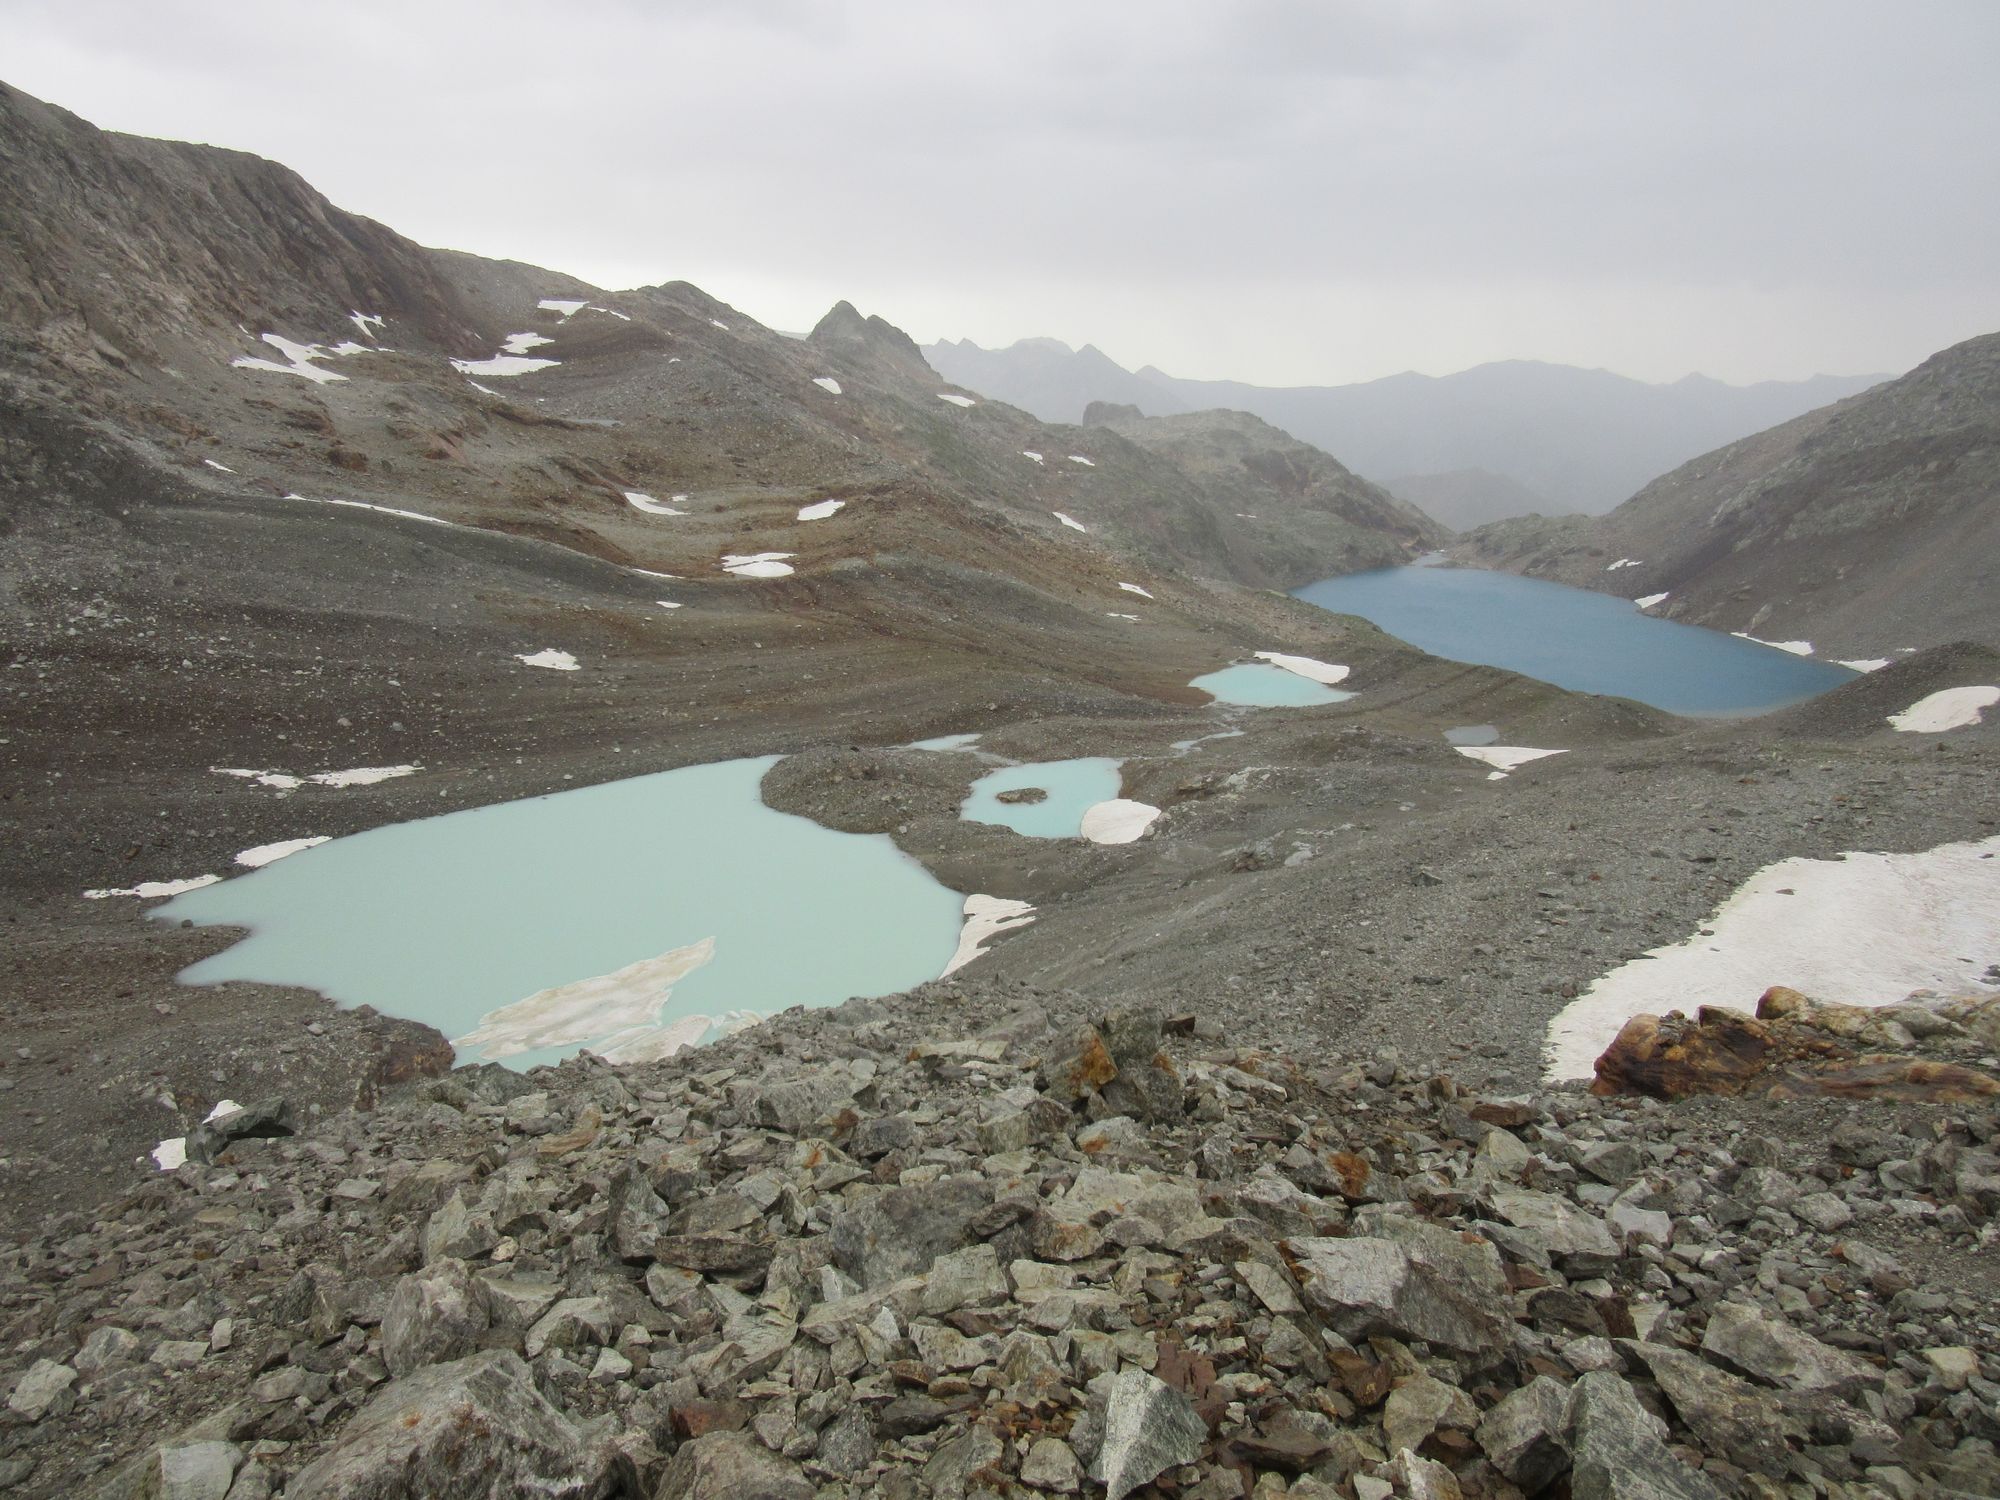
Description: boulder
xmin=1283 ymin=1234 xmax=1511 ymax=1355
xmin=381 ymin=1258 xmax=491 ymax=1376
xmin=827 ymin=1174 xmax=991 ymax=1288
xmin=1699 ymin=1301 xmax=1879 ymax=1393
xmin=1475 ymin=1375 xmax=1572 ymax=1491
xmin=1629 ymin=1342 xmax=1789 ymax=1474
xmin=283 ymin=1350 xmax=628 ymax=1499
xmin=1565 ymin=1370 xmax=1726 ymax=1500
xmin=1085 ymin=1368 xmax=1207 ymax=1500
xmin=184 ymin=1099 xmax=295 ymax=1166
xmin=654 ymin=1430 xmax=810 ymax=1500
xmin=607 ymin=1161 xmax=674 ymax=1263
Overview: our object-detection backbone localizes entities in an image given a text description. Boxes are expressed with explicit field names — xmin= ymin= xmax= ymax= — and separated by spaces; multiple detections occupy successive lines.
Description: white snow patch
xmin=1634 ymin=593 xmax=1670 ymax=610
xmin=656 ymin=600 xmax=683 ymax=611
xmin=308 ymin=766 xmax=419 ymax=788
xmin=451 ymin=332 xmax=559 ymax=377
xmin=516 ymin=649 xmax=579 ymax=671
xmin=812 ymin=376 xmax=842 ymax=395
xmin=454 ymin=938 xmax=718 ymax=1062
xmin=1067 ymin=455 xmax=1096 ymax=467
xmin=287 ymin=493 xmax=450 ymax=527
xmin=1022 ymin=450 xmax=1044 ymax=463
xmin=85 ymin=874 xmax=221 ymax=900
xmin=1545 ymin=835 xmax=2000 ymax=1081
xmin=232 ymin=334 xmax=348 ymax=384
xmin=1053 ymin=511 xmax=1089 ymax=532
xmin=624 ymin=491 xmax=686 ymax=516
xmin=150 ymin=1138 xmax=187 ymax=1171
xmin=1732 ymin=632 xmax=1814 ymax=656
xmin=1252 ymin=651 xmax=1350 ymax=685
xmin=348 ymin=311 xmax=386 ymax=341
xmin=502 ymin=331 xmax=554 ymax=354
xmin=468 ymin=381 xmax=500 ymax=396
xmin=538 ymin=298 xmax=588 ymax=318
xmin=1888 ymin=685 xmax=2000 ymax=733
xmin=213 ymin=767 xmax=303 ymax=790
xmin=710 ymin=319 xmax=730 ymax=331
xmin=1606 ymin=558 xmax=1642 ymax=571
xmin=590 ymin=306 xmax=631 ymax=321
xmin=1455 ymin=746 xmax=1568 ymax=777
xmin=1839 ymin=658 xmax=1892 ymax=673
xmin=1118 ymin=582 xmax=1154 ymax=599
xmin=941 ymin=895 xmax=1038 ymax=977
xmin=235 ymin=837 xmax=329 ymax=868
xmin=630 ymin=567 xmax=682 ymax=581
xmin=797 ymin=499 xmax=845 ymax=521
xmin=936 ymin=392 xmax=977 ymax=407
xmin=203 ymin=459 xmax=235 ymax=473
xmin=1080 ymin=799 xmax=1161 ymax=845
xmin=723 ymin=552 xmax=796 ymax=579
xmin=1106 ymin=612 xmax=1140 ymax=622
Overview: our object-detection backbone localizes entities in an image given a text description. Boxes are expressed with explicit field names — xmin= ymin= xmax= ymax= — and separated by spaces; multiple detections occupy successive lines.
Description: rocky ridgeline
xmin=2 ymin=980 xmax=1998 ymax=1500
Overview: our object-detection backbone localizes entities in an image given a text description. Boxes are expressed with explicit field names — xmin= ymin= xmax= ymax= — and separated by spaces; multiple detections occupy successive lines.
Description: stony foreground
xmin=2 ymin=980 xmax=1998 ymax=1499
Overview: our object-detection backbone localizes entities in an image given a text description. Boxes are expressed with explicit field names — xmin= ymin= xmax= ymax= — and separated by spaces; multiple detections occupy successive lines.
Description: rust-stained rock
xmin=1591 ymin=1008 xmax=1772 ymax=1099
xmin=1041 ymin=1025 xmax=1119 ymax=1103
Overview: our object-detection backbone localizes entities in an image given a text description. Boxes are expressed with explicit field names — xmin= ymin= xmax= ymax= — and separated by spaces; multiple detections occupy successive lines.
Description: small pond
xmin=155 ymin=756 xmax=962 ymax=1070
xmin=1295 ymin=566 xmax=1855 ymax=716
xmin=1190 ymin=663 xmax=1355 ymax=708
xmin=960 ymin=757 xmax=1124 ymax=838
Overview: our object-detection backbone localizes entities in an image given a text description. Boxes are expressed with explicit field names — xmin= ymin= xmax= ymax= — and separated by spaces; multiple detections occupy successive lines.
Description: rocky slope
xmin=3 ymin=989 xmax=1999 ymax=1498
xmin=922 ymin=337 xmax=1887 ymax=517
xmin=1450 ymin=334 xmax=2000 ymax=660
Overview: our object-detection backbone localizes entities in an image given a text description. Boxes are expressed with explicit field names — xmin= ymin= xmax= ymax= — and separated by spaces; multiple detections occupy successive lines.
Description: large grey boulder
xmin=6 ymin=1358 xmax=76 ymax=1421
xmin=607 ymin=1161 xmax=674 ymax=1264
xmin=1699 ymin=1301 xmax=1879 ymax=1393
xmin=827 ymin=1174 xmax=991 ymax=1288
xmin=184 ymin=1099 xmax=294 ymax=1166
xmin=653 ymin=1430 xmax=810 ymax=1500
xmin=1083 ymin=1368 xmax=1207 ymax=1500
xmin=1475 ymin=1375 xmax=1572 ymax=1491
xmin=1283 ymin=1233 xmax=1511 ymax=1355
xmin=284 ymin=1350 xmax=628 ymax=1500
xmin=381 ymin=1257 xmax=491 ymax=1376
xmin=1566 ymin=1370 xmax=1725 ymax=1500
xmin=1629 ymin=1342 xmax=1789 ymax=1474
xmin=139 ymin=1441 xmax=240 ymax=1500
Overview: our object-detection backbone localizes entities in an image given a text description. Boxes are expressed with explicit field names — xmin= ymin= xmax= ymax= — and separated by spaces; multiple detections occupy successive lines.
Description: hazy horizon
xmin=7 ymin=1 xmax=1996 ymax=388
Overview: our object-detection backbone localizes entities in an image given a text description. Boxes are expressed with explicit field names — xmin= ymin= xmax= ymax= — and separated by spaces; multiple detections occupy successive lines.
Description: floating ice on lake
xmin=1118 ymin=582 xmax=1153 ymax=599
xmin=516 ymin=649 xmax=579 ymax=671
xmin=1732 ymin=631 xmax=1814 ymax=656
xmin=813 ymin=377 xmax=842 ymax=394
xmin=1067 ymin=455 xmax=1095 ymax=466
xmin=936 ymin=393 xmax=976 ymax=407
xmin=1053 ymin=512 xmax=1089 ymax=533
xmin=797 ymin=499 xmax=845 ymax=521
xmin=624 ymin=491 xmax=685 ymax=516
xmin=1252 ymin=651 xmax=1349 ymax=685
xmin=232 ymin=334 xmax=350 ymax=384
xmin=85 ymin=874 xmax=221 ymax=900
xmin=942 ymin=895 xmax=1037 ymax=976
xmin=454 ymin=937 xmax=718 ymax=1063
xmin=1080 ymin=799 xmax=1160 ymax=845
xmin=538 ymin=298 xmax=588 ymax=318
xmin=236 ymin=837 xmax=330 ymax=868
xmin=1887 ymin=685 xmax=1999 ymax=733
xmin=723 ymin=553 xmax=795 ymax=579
xmin=1634 ymin=593 xmax=1669 ymax=610
xmin=1544 ymin=833 xmax=2000 ymax=1080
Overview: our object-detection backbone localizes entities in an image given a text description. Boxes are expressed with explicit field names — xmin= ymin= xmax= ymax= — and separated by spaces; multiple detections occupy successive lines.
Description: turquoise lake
xmin=154 ymin=756 xmax=963 ymax=1069
xmin=1190 ymin=663 xmax=1355 ymax=708
xmin=1295 ymin=566 xmax=1857 ymax=716
xmin=960 ymin=758 xmax=1124 ymax=838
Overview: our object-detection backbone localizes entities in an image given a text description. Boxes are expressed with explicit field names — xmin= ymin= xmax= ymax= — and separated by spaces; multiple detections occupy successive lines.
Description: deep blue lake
xmin=1295 ymin=566 xmax=1856 ymax=716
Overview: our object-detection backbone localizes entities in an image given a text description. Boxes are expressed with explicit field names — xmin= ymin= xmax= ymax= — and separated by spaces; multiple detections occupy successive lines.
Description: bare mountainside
xmin=924 ymin=335 xmax=1888 ymax=517
xmin=1451 ymin=332 xmax=2000 ymax=660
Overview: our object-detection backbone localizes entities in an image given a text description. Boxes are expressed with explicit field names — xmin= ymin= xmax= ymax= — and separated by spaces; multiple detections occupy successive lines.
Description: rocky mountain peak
xmin=806 ymin=300 xmax=931 ymax=384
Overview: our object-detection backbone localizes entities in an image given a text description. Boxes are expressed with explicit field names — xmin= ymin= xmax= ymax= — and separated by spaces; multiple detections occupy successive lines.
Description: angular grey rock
xmin=1283 ymin=1234 xmax=1511 ymax=1354
xmin=975 ymin=1094 xmax=1071 ymax=1155
xmin=1484 ymin=1185 xmax=1621 ymax=1263
xmin=827 ymin=1173 xmax=991 ymax=1289
xmin=1566 ymin=1370 xmax=1725 ymax=1500
xmin=284 ymin=1350 xmax=626 ymax=1499
xmin=813 ymin=1407 xmax=876 ymax=1477
xmin=1476 ymin=1375 xmax=1572 ymax=1491
xmin=1383 ymin=1372 xmax=1477 ymax=1456
xmin=1020 ymin=1435 xmax=1083 ymax=1492
xmin=184 ymin=1098 xmax=294 ymax=1166
xmin=921 ymin=1426 xmax=1006 ymax=1500
xmin=1095 ymin=1006 xmax=1184 ymax=1121
xmin=1700 ymin=1301 xmax=1879 ymax=1393
xmin=381 ymin=1257 xmax=491 ymax=1377
xmin=656 ymin=1430 xmax=811 ymax=1500
xmin=1630 ymin=1343 xmax=1789 ymax=1475
xmin=753 ymin=1075 xmax=851 ymax=1135
xmin=607 ymin=1161 xmax=673 ymax=1264
xmin=6 ymin=1358 xmax=75 ymax=1421
xmin=422 ymin=1190 xmax=499 ymax=1264
xmin=920 ymin=1242 xmax=1008 ymax=1316
xmin=143 ymin=1441 xmax=241 ymax=1500
xmin=1087 ymin=1368 xmax=1207 ymax=1500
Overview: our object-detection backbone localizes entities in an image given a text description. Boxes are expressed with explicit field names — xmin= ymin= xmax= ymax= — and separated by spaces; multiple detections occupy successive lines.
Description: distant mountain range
xmin=923 ymin=337 xmax=1890 ymax=527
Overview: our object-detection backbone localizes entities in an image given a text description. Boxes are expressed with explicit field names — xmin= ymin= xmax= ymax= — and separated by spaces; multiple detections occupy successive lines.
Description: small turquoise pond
xmin=961 ymin=758 xmax=1123 ymax=838
xmin=1295 ymin=566 xmax=1856 ymax=716
xmin=154 ymin=757 xmax=963 ymax=1070
xmin=1191 ymin=663 xmax=1354 ymax=708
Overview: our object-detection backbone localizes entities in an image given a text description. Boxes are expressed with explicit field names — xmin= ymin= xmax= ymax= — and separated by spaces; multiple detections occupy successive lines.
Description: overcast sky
xmin=9 ymin=1 xmax=1999 ymax=386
